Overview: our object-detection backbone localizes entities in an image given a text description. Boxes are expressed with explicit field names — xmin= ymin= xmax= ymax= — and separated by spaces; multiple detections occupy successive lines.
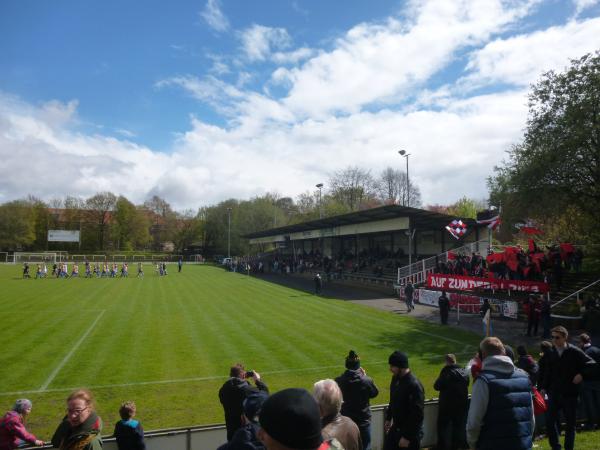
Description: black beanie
xmin=388 ymin=350 xmax=409 ymax=368
xmin=345 ymin=350 xmax=361 ymax=370
xmin=259 ymin=388 xmax=323 ymax=449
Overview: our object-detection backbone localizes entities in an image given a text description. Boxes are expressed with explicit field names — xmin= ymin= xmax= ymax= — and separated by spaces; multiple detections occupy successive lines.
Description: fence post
xmin=186 ymin=428 xmax=191 ymax=450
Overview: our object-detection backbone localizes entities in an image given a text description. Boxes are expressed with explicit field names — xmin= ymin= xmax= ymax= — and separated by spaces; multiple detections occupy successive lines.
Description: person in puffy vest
xmin=466 ymin=337 xmax=534 ymax=450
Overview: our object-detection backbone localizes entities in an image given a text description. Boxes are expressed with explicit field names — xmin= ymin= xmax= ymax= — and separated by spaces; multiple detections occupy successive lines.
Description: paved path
xmin=254 ymin=272 xmax=552 ymax=349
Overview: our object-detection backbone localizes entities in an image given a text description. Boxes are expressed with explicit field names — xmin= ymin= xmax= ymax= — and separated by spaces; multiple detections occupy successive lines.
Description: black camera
xmin=245 ymin=370 xmax=255 ymax=378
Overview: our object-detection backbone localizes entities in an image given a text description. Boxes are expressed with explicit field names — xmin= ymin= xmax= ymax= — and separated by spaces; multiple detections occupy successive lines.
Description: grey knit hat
xmin=13 ymin=399 xmax=32 ymax=414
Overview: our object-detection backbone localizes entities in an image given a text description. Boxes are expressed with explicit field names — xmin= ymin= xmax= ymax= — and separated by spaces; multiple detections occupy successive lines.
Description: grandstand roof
xmin=244 ymin=205 xmax=481 ymax=239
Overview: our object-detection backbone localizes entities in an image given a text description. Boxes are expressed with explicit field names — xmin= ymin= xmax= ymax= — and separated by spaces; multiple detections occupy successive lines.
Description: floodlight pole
xmin=227 ymin=207 xmax=232 ymax=258
xmin=398 ymin=149 xmax=410 ymax=207
xmin=316 ymin=183 xmax=324 ymax=219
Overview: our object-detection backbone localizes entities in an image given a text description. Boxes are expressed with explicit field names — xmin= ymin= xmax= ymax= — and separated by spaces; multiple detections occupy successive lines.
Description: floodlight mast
xmin=399 ymin=149 xmax=411 ymax=275
xmin=227 ymin=207 xmax=232 ymax=258
xmin=316 ymin=183 xmax=324 ymax=219
xmin=398 ymin=149 xmax=410 ymax=207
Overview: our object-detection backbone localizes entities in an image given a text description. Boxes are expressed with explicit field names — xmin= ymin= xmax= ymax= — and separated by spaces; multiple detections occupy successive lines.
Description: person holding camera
xmin=219 ymin=363 xmax=269 ymax=441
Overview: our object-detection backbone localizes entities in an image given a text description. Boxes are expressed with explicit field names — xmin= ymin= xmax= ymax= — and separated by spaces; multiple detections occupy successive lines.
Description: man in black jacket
xmin=438 ymin=291 xmax=450 ymax=325
xmin=335 ymin=350 xmax=379 ymax=450
xmin=543 ymin=326 xmax=596 ymax=450
xmin=579 ymin=333 xmax=600 ymax=430
xmin=433 ymin=354 xmax=469 ymax=450
xmin=219 ymin=363 xmax=269 ymax=441
xmin=384 ymin=351 xmax=424 ymax=450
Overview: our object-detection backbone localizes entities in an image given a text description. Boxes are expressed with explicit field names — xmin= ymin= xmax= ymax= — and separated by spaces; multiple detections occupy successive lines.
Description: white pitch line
xmin=1 ymin=350 xmax=476 ymax=397
xmin=39 ymin=310 xmax=106 ymax=391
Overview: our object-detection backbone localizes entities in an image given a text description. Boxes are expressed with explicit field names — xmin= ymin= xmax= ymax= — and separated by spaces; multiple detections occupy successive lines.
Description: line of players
xmin=21 ymin=261 xmax=172 ymax=279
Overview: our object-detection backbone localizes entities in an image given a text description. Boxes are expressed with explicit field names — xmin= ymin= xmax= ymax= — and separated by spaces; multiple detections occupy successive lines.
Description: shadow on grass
xmin=253 ymin=273 xmax=395 ymax=301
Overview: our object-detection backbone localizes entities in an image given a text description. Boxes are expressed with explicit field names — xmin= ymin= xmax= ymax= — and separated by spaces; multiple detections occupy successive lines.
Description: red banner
xmin=427 ymin=273 xmax=549 ymax=293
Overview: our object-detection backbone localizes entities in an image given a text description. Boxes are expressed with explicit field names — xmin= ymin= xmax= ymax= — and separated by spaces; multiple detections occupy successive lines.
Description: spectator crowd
xmin=3 ymin=329 xmax=599 ymax=450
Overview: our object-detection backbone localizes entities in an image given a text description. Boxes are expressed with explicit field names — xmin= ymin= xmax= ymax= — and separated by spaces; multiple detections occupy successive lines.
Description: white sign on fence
xmin=48 ymin=230 xmax=80 ymax=242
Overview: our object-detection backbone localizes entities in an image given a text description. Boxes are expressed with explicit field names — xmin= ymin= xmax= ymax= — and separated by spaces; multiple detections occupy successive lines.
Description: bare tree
xmin=329 ymin=166 xmax=377 ymax=211
xmin=376 ymin=167 xmax=422 ymax=207
xmin=86 ymin=192 xmax=117 ymax=250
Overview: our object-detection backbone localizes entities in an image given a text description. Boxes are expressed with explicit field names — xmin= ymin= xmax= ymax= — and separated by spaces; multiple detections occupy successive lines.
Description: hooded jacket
xmin=335 ymin=369 xmax=379 ymax=426
xmin=467 ymin=355 xmax=533 ymax=450
xmin=0 ymin=411 xmax=39 ymax=450
xmin=219 ymin=377 xmax=269 ymax=440
xmin=433 ymin=364 xmax=469 ymax=415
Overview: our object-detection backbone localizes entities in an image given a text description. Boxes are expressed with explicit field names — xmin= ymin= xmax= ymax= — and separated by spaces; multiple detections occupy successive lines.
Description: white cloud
xmin=239 ymin=25 xmax=292 ymax=61
xmin=279 ymin=0 xmax=540 ymax=117
xmin=200 ymin=0 xmax=230 ymax=32
xmin=3 ymin=0 xmax=599 ymax=210
xmin=463 ymin=17 xmax=600 ymax=88
xmin=572 ymin=0 xmax=599 ymax=17
xmin=115 ymin=128 xmax=137 ymax=138
xmin=272 ymin=47 xmax=315 ymax=64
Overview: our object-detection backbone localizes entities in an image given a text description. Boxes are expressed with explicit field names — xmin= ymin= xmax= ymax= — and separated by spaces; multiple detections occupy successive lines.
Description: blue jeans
xmin=358 ymin=423 xmax=371 ymax=450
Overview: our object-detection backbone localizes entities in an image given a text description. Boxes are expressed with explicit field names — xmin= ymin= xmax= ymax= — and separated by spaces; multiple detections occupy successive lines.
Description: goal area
xmin=14 ymin=252 xmax=58 ymax=264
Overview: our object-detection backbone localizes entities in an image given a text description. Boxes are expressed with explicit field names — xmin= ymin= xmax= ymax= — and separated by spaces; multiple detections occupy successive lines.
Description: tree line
xmin=0 ymin=166 xmax=446 ymax=256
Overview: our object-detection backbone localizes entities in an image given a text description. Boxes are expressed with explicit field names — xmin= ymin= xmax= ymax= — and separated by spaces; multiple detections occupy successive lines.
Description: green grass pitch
xmin=0 ymin=264 xmax=481 ymax=439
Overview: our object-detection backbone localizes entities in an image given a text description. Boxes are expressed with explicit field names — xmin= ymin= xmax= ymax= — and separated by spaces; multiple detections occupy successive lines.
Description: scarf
xmin=51 ymin=412 xmax=102 ymax=450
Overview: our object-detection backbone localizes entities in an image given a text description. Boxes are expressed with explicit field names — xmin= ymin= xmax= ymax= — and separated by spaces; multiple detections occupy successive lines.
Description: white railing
xmin=551 ymin=278 xmax=600 ymax=310
xmin=396 ymin=239 xmax=490 ymax=287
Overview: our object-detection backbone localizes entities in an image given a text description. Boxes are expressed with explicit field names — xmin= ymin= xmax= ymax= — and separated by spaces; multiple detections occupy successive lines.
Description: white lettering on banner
xmin=427 ymin=273 xmax=548 ymax=293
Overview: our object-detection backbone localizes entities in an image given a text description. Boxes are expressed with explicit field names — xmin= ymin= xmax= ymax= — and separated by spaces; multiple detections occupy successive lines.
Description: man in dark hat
xmin=218 ymin=391 xmax=268 ymax=450
xmin=335 ymin=350 xmax=379 ymax=450
xmin=384 ymin=351 xmax=424 ymax=450
xmin=258 ymin=388 xmax=343 ymax=450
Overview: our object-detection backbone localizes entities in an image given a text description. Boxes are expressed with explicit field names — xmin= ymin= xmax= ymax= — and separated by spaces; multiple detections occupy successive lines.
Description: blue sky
xmin=1 ymin=0 xmax=599 ymax=209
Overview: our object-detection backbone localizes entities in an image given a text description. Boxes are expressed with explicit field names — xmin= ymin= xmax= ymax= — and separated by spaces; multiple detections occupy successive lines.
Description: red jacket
xmin=0 ymin=411 xmax=38 ymax=450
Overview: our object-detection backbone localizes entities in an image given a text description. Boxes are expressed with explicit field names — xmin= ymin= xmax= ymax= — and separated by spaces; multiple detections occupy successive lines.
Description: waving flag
xmin=476 ymin=210 xmax=502 ymax=230
xmin=446 ymin=219 xmax=468 ymax=240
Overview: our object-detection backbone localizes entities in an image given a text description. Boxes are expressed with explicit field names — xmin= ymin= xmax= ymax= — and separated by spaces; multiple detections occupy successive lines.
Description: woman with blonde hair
xmin=51 ymin=389 xmax=102 ymax=450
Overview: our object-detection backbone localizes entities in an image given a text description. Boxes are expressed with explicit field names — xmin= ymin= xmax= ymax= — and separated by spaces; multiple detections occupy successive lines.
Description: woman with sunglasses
xmin=51 ymin=389 xmax=102 ymax=450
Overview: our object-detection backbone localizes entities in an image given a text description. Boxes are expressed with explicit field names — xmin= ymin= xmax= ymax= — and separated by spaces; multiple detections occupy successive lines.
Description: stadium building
xmin=245 ymin=205 xmax=490 ymax=271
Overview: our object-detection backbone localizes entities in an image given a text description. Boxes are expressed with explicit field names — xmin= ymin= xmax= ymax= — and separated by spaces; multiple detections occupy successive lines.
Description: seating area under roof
xmin=244 ymin=205 xmax=480 ymax=239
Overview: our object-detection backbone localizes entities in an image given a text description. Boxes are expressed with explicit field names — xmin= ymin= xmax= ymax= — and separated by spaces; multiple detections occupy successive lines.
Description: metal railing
xmin=396 ymin=239 xmax=490 ymax=287
xmin=551 ymin=278 xmax=600 ymax=310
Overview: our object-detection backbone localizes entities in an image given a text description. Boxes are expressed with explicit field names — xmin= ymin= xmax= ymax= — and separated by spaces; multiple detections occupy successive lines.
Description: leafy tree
xmin=26 ymin=196 xmax=50 ymax=250
xmin=172 ymin=209 xmax=203 ymax=253
xmin=447 ymin=196 xmax=486 ymax=219
xmin=112 ymin=196 xmax=150 ymax=250
xmin=0 ymin=200 xmax=35 ymax=250
xmin=489 ymin=51 xmax=600 ymax=241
